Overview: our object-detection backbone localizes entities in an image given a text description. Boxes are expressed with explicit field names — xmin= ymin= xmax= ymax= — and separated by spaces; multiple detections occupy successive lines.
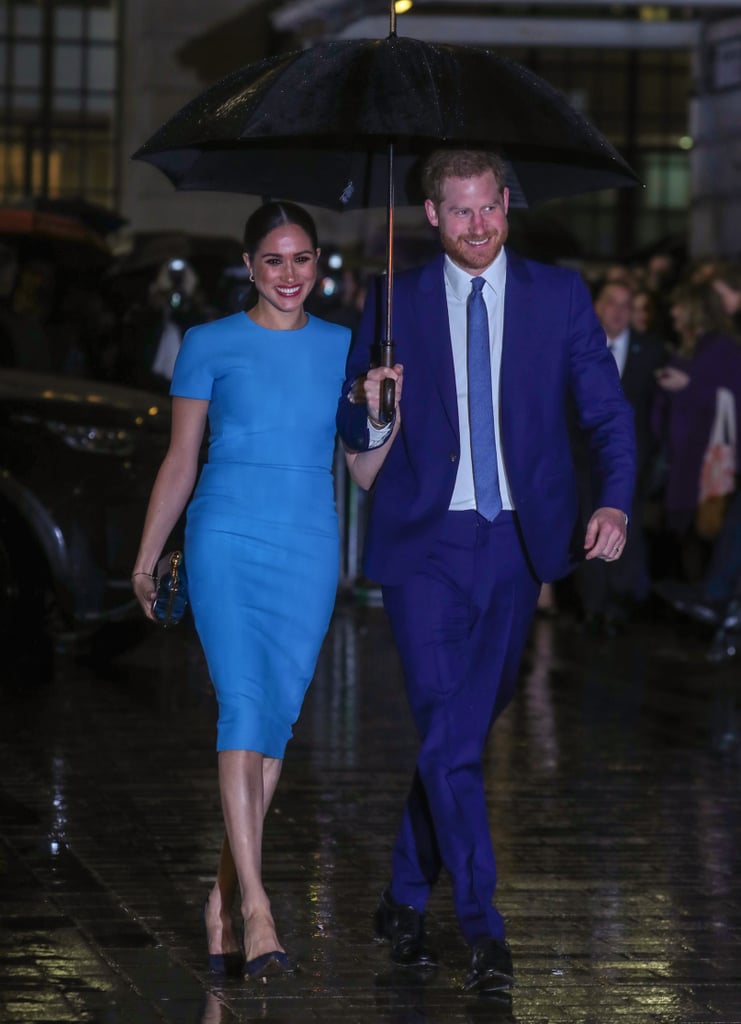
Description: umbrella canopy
xmin=132 ymin=34 xmax=640 ymax=211
xmin=133 ymin=16 xmax=640 ymax=420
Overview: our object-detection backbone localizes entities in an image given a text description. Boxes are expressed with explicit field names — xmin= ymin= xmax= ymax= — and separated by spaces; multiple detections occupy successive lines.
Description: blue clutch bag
xmin=152 ymin=550 xmax=188 ymax=626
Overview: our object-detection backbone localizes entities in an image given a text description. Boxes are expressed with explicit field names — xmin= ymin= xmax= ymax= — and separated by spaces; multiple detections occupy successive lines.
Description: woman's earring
xmin=249 ymin=272 xmax=254 ymax=283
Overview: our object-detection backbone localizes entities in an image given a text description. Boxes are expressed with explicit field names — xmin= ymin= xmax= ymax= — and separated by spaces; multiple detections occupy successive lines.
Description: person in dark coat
xmin=576 ymin=278 xmax=667 ymax=629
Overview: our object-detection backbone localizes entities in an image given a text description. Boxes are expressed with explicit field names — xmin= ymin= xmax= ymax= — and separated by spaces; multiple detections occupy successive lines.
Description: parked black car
xmin=0 ymin=368 xmax=174 ymax=675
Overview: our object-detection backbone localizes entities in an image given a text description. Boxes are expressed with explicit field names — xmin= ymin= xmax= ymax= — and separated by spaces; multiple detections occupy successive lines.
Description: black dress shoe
xmin=464 ymin=938 xmax=514 ymax=995
xmin=654 ymin=581 xmax=724 ymax=624
xmin=373 ymin=888 xmax=437 ymax=968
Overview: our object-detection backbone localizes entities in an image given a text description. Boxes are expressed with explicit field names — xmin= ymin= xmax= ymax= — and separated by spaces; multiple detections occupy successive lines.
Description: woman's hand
xmin=131 ymin=572 xmax=157 ymax=620
xmin=130 ymin=396 xmax=208 ymax=623
xmin=656 ymin=366 xmax=690 ymax=391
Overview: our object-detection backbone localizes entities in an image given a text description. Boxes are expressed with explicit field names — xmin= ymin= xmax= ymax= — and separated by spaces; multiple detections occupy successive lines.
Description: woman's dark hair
xmin=243 ymin=201 xmax=319 ymax=259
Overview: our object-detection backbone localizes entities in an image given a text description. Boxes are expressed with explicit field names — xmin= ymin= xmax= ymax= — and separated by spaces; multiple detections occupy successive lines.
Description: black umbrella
xmin=133 ymin=5 xmax=640 ymax=416
xmin=132 ymin=35 xmax=638 ymax=207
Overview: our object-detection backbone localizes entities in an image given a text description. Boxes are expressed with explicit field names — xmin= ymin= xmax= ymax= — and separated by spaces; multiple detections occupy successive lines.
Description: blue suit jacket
xmin=336 ymin=249 xmax=636 ymax=585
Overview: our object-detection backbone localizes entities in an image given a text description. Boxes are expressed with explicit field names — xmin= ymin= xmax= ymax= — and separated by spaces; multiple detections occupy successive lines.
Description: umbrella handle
xmin=380 ymin=340 xmax=395 ymax=423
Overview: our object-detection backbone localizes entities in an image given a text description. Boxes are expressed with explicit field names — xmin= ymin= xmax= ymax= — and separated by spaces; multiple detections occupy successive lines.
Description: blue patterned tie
xmin=467 ymin=276 xmax=502 ymax=521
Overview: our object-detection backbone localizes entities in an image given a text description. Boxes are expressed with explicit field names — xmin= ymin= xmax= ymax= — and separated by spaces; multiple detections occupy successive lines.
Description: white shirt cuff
xmin=368 ymin=417 xmax=393 ymax=449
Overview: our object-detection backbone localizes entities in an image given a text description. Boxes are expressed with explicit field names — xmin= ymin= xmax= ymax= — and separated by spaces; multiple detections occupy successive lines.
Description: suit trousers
xmin=381 ymin=510 xmax=540 ymax=943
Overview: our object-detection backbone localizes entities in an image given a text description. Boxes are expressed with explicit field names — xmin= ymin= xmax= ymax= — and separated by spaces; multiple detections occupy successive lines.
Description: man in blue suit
xmin=336 ymin=150 xmax=635 ymax=996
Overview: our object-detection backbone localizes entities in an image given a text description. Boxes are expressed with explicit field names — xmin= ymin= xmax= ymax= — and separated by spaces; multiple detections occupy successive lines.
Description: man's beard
xmin=439 ymin=224 xmax=508 ymax=272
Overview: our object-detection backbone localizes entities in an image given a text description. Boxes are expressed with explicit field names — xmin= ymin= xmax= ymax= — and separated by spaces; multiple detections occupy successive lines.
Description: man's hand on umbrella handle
xmin=361 ymin=364 xmax=404 ymax=427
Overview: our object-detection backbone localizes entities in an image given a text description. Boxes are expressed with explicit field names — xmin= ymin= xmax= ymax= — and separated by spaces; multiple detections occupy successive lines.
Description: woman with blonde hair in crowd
xmin=653 ymin=279 xmax=741 ymax=580
xmin=710 ymin=261 xmax=741 ymax=334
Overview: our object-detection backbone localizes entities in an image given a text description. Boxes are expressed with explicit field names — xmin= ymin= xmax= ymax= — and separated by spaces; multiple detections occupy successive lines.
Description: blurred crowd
xmin=0 ymin=239 xmax=367 ymax=393
xmin=2 ymin=233 xmax=741 ymax=658
xmin=545 ymin=252 xmax=741 ymax=661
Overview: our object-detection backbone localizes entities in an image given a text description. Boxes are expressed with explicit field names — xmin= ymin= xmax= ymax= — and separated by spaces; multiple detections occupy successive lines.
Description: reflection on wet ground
xmin=1 ymin=601 xmax=739 ymax=1023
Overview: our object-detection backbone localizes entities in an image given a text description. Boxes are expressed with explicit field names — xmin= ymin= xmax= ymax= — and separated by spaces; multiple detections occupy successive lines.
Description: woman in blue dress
xmin=131 ymin=202 xmax=350 ymax=978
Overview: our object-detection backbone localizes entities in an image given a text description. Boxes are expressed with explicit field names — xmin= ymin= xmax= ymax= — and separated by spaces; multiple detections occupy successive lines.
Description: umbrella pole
xmin=377 ymin=0 xmax=396 ymax=424
xmin=379 ymin=139 xmax=396 ymax=422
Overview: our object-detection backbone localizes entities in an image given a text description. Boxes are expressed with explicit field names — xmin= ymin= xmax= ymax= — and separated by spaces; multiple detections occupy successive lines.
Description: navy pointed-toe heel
xmin=244 ymin=950 xmax=296 ymax=979
xmin=208 ymin=950 xmax=245 ymax=976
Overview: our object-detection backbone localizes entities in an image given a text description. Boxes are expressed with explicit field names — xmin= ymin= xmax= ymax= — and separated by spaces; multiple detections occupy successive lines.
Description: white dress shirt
xmin=445 ymin=250 xmax=513 ymax=512
xmin=606 ymin=327 xmax=629 ymax=378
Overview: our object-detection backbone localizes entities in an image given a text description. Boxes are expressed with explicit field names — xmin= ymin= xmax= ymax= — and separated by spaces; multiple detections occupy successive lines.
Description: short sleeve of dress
xmin=170 ymin=324 xmax=214 ymax=400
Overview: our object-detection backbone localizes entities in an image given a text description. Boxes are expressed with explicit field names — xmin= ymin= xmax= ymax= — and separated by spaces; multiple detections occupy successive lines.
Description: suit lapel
xmin=500 ymin=252 xmax=536 ymax=421
xmin=412 ymin=256 xmax=459 ymax=436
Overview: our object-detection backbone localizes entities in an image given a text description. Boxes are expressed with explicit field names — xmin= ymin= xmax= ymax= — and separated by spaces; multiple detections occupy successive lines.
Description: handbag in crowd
xmin=152 ymin=550 xmax=189 ymax=626
xmin=696 ymin=387 xmax=737 ymax=540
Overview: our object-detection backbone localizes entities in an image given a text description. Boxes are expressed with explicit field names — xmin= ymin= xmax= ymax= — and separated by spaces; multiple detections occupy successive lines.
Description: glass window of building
xmin=0 ymin=0 xmax=121 ymax=210
xmin=508 ymin=42 xmax=691 ymax=260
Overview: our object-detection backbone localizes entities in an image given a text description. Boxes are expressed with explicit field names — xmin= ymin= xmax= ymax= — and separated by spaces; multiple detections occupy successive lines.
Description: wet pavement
xmin=1 ymin=598 xmax=740 ymax=1024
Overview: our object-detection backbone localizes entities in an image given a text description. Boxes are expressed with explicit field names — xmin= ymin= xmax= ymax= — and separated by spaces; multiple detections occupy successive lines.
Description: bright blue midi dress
xmin=170 ymin=311 xmax=351 ymax=758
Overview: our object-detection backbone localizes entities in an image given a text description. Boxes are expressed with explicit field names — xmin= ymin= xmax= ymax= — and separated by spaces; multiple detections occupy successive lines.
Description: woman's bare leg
xmin=205 ymin=756 xmax=284 ymax=955
xmin=217 ymin=749 xmax=284 ymax=961
xmin=204 ymin=836 xmax=240 ymax=955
